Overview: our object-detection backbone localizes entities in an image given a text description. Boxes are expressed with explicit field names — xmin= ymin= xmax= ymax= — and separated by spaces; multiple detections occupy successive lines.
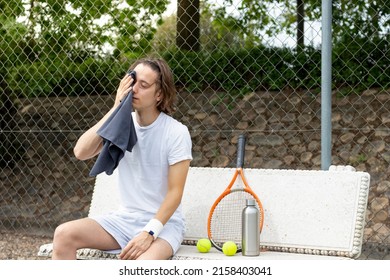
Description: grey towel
xmin=89 ymin=92 xmax=137 ymax=176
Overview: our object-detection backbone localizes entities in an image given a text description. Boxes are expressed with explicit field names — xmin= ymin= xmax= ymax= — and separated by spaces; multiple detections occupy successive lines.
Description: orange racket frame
xmin=207 ymin=134 xmax=264 ymax=251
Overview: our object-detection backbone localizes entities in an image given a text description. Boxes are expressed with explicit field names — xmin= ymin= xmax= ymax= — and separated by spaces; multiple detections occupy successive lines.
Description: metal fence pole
xmin=321 ymin=0 xmax=332 ymax=170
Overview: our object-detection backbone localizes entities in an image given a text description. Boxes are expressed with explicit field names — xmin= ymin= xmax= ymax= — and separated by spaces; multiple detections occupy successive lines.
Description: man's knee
xmin=53 ymin=222 xmax=76 ymax=246
xmin=52 ymin=222 xmax=79 ymax=259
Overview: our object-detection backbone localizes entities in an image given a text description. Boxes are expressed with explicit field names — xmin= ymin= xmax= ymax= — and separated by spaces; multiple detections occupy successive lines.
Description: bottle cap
xmin=246 ymin=199 xmax=256 ymax=206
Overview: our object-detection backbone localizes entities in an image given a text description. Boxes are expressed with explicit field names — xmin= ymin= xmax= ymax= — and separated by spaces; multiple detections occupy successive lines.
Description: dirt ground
xmin=0 ymin=230 xmax=52 ymax=260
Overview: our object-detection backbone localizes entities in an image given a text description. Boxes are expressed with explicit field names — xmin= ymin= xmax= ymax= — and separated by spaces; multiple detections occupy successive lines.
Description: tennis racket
xmin=207 ymin=134 xmax=264 ymax=252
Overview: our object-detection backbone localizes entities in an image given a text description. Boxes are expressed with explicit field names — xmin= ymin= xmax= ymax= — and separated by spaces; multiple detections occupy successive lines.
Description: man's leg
xmin=52 ymin=217 xmax=120 ymax=260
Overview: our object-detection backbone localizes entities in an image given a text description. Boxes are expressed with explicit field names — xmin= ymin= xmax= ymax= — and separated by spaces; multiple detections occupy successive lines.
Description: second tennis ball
xmin=222 ymin=241 xmax=237 ymax=256
xmin=197 ymin=238 xmax=211 ymax=253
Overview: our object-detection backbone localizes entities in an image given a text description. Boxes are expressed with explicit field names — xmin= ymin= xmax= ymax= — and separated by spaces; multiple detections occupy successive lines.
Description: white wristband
xmin=142 ymin=219 xmax=163 ymax=240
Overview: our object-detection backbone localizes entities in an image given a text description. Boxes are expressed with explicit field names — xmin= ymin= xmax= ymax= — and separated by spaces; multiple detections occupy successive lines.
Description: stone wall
xmin=1 ymin=89 xmax=389 ymax=249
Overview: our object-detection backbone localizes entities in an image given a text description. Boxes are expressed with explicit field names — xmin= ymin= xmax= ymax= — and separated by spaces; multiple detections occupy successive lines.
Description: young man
xmin=52 ymin=58 xmax=192 ymax=260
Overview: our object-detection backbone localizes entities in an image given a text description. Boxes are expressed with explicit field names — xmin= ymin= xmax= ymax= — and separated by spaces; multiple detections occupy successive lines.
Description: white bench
xmin=38 ymin=165 xmax=370 ymax=260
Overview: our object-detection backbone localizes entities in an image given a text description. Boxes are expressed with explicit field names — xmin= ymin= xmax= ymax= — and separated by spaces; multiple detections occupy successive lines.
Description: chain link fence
xmin=0 ymin=1 xmax=389 ymax=259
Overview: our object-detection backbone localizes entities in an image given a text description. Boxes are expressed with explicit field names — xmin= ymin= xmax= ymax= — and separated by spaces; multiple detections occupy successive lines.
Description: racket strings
xmin=209 ymin=190 xmax=259 ymax=249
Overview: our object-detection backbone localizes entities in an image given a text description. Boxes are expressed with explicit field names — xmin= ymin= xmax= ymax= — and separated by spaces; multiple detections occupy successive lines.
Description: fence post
xmin=321 ymin=0 xmax=332 ymax=170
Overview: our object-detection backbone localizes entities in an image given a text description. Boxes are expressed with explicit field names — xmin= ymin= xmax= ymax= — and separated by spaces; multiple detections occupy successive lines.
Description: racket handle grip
xmin=236 ymin=134 xmax=246 ymax=168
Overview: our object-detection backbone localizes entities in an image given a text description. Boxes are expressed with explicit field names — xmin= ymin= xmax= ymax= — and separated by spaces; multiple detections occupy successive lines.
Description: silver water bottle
xmin=242 ymin=199 xmax=260 ymax=256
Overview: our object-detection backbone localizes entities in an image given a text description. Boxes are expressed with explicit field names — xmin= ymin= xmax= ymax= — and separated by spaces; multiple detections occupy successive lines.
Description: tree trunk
xmin=297 ymin=0 xmax=304 ymax=47
xmin=176 ymin=0 xmax=200 ymax=51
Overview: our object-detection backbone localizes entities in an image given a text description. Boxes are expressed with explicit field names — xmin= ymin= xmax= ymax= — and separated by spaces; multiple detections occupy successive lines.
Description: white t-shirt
xmin=117 ymin=112 xmax=192 ymax=219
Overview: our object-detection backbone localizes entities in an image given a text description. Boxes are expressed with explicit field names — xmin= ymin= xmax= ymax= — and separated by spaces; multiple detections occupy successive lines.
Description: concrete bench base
xmin=38 ymin=242 xmax=350 ymax=260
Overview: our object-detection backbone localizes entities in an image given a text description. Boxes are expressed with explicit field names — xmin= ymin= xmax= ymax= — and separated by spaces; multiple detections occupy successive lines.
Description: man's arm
xmin=73 ymin=73 xmax=134 ymax=160
xmin=73 ymin=107 xmax=114 ymax=160
xmin=155 ymin=159 xmax=191 ymax=224
xmin=119 ymin=159 xmax=191 ymax=260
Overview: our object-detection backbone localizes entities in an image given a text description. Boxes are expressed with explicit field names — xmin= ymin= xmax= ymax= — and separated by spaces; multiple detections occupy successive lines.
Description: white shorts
xmin=91 ymin=209 xmax=185 ymax=255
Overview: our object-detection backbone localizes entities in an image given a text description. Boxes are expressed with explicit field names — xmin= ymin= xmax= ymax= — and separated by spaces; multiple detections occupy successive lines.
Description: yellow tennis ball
xmin=222 ymin=241 xmax=237 ymax=256
xmin=197 ymin=238 xmax=211 ymax=253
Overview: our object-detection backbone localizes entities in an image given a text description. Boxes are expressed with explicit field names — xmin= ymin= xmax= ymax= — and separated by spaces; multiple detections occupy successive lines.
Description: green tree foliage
xmin=202 ymin=1 xmax=262 ymax=49
xmin=205 ymin=0 xmax=389 ymax=47
xmin=2 ymin=0 xmax=389 ymax=99
xmin=280 ymin=0 xmax=389 ymax=43
xmin=2 ymin=0 xmax=168 ymax=98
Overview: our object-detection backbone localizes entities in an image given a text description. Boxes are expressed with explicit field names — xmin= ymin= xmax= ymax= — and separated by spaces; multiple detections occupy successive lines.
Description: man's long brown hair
xmin=129 ymin=58 xmax=176 ymax=115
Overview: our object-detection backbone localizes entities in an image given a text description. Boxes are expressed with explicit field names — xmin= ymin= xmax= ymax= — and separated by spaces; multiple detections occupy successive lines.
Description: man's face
xmin=131 ymin=63 xmax=161 ymax=112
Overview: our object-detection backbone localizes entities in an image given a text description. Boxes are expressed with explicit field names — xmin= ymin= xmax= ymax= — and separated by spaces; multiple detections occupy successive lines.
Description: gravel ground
xmin=0 ymin=230 xmax=53 ymax=260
